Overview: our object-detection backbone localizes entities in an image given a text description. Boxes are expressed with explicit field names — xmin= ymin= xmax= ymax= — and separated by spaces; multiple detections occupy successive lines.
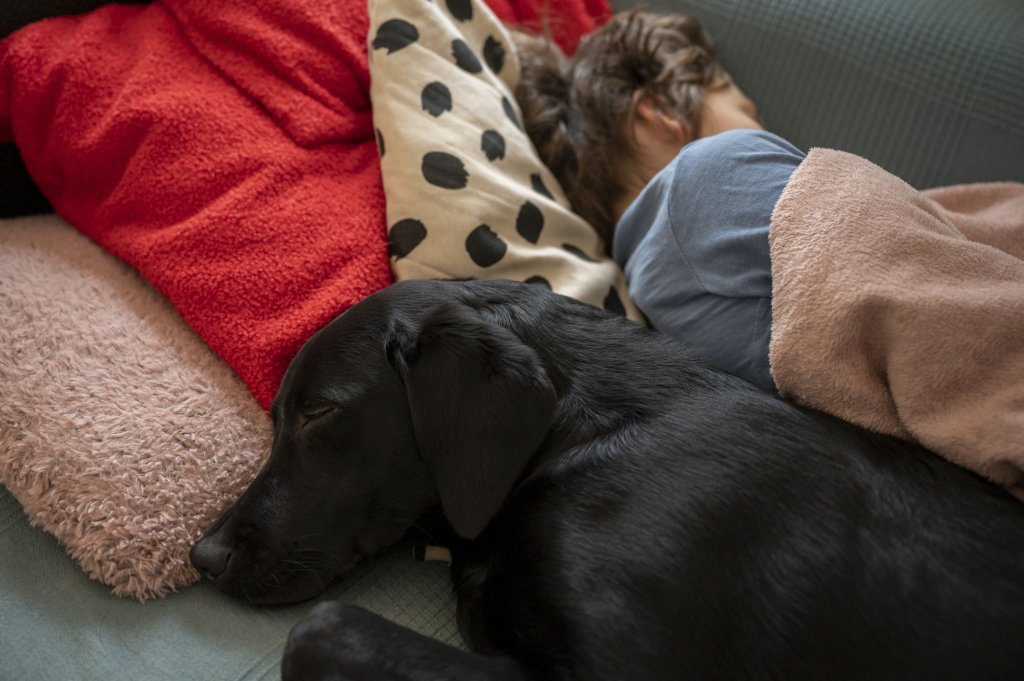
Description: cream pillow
xmin=369 ymin=0 xmax=641 ymax=320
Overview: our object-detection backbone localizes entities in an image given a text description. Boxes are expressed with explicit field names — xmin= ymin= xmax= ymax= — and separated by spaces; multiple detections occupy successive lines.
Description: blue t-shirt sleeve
xmin=612 ymin=129 xmax=805 ymax=392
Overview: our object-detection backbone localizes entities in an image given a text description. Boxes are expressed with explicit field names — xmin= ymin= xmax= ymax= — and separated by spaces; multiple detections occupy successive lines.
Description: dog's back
xmin=450 ymin=280 xmax=1024 ymax=680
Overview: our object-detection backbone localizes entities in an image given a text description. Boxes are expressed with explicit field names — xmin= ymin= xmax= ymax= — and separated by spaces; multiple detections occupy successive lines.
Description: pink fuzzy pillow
xmin=0 ymin=215 xmax=270 ymax=600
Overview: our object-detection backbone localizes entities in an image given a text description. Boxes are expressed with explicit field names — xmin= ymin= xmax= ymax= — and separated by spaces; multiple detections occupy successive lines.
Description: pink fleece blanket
xmin=0 ymin=0 xmax=608 ymax=410
xmin=769 ymin=149 xmax=1024 ymax=498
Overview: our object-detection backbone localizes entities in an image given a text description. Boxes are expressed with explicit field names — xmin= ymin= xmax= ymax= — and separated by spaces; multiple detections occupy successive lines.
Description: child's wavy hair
xmin=514 ymin=10 xmax=727 ymax=246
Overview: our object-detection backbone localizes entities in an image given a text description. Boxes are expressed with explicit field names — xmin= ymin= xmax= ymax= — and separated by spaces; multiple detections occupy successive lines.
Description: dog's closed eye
xmin=302 ymin=404 xmax=338 ymax=426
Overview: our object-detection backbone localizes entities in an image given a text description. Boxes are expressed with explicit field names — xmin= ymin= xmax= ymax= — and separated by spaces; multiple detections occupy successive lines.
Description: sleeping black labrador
xmin=191 ymin=279 xmax=1024 ymax=680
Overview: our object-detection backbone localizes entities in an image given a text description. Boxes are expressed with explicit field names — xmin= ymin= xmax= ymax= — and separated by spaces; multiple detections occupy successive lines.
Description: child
xmin=514 ymin=10 xmax=804 ymax=392
xmin=513 ymin=11 xmax=1024 ymax=499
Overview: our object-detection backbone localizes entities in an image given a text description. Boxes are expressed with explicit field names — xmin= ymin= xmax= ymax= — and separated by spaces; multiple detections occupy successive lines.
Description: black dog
xmin=192 ymin=279 xmax=1024 ymax=680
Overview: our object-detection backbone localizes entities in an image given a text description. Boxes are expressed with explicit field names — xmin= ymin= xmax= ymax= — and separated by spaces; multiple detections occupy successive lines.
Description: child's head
xmin=515 ymin=11 xmax=756 ymax=244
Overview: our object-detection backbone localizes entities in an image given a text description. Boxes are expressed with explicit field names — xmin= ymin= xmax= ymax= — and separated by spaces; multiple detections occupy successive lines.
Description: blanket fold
xmin=770 ymin=149 xmax=1024 ymax=497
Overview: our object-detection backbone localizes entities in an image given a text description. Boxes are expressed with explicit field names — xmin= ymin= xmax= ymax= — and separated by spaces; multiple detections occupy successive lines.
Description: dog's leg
xmin=282 ymin=602 xmax=533 ymax=681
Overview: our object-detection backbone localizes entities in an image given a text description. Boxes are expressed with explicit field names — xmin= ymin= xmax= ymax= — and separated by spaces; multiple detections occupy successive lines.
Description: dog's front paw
xmin=282 ymin=602 xmax=379 ymax=681
xmin=283 ymin=599 xmax=530 ymax=681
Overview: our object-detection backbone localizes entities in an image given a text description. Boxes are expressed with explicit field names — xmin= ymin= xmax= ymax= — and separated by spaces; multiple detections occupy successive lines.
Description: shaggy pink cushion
xmin=0 ymin=215 xmax=270 ymax=600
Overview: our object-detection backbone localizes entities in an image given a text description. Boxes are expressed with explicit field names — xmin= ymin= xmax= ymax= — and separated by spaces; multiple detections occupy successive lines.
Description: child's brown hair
xmin=514 ymin=10 xmax=727 ymax=245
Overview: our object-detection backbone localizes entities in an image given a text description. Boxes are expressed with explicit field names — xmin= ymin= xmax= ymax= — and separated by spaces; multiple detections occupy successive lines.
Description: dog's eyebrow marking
xmin=312 ymin=384 xmax=362 ymax=409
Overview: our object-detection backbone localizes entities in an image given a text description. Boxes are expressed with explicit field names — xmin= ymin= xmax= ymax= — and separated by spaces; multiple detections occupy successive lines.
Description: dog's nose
xmin=190 ymin=537 xmax=233 ymax=582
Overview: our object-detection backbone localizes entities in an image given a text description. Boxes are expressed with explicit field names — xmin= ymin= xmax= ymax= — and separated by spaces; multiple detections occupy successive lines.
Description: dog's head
xmin=191 ymin=280 xmax=557 ymax=604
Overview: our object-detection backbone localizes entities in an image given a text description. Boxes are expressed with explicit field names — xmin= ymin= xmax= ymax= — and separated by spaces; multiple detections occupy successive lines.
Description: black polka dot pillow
xmin=369 ymin=0 xmax=640 ymax=320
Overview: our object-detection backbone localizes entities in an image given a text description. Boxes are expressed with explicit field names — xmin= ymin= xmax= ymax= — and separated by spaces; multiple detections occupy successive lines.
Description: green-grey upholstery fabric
xmin=0 ymin=485 xmax=459 ymax=681
xmin=612 ymin=0 xmax=1024 ymax=188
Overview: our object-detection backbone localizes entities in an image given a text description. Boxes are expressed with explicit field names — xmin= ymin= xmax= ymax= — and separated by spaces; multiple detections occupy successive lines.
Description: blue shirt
xmin=612 ymin=129 xmax=805 ymax=392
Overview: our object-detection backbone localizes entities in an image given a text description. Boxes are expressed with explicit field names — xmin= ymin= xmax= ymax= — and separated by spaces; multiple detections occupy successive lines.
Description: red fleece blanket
xmin=0 ymin=0 xmax=608 ymax=409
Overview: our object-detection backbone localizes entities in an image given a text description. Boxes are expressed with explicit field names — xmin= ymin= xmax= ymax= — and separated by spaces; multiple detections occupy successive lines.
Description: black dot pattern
xmin=389 ymin=218 xmax=427 ymax=259
xmin=483 ymin=36 xmax=505 ymax=74
xmin=373 ymin=19 xmax=419 ymax=54
xmin=446 ymin=0 xmax=472 ymax=21
xmin=516 ymin=201 xmax=543 ymax=243
xmin=563 ymin=243 xmax=598 ymax=263
xmin=501 ymin=96 xmax=522 ymax=130
xmin=481 ymin=130 xmax=505 ymax=161
xmin=466 ymin=224 xmax=506 ymax=267
xmin=452 ymin=39 xmax=482 ymax=73
xmin=604 ymin=286 xmax=626 ymax=316
xmin=524 ymin=276 xmax=551 ymax=289
xmin=530 ymin=173 xmax=553 ymax=199
xmin=422 ymin=151 xmax=468 ymax=189
xmin=421 ymin=81 xmax=453 ymax=117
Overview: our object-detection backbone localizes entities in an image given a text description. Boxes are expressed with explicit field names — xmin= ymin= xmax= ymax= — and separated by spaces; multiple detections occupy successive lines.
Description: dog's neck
xmin=512 ymin=312 xmax=702 ymax=481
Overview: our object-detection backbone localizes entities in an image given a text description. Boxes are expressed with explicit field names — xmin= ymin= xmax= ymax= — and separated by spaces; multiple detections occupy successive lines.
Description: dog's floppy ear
xmin=388 ymin=302 xmax=556 ymax=539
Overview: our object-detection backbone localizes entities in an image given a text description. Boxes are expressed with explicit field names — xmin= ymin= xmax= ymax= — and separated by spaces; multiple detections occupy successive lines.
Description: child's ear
xmin=633 ymin=95 xmax=690 ymax=147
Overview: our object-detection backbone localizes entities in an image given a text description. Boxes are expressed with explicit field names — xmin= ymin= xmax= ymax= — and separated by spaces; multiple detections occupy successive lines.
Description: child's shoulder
xmin=678 ymin=129 xmax=803 ymax=170
xmin=662 ymin=129 xmax=806 ymax=196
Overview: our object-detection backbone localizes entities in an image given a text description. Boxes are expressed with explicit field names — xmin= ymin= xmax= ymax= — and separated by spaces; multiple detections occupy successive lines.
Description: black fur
xmin=192 ymin=279 xmax=1024 ymax=681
